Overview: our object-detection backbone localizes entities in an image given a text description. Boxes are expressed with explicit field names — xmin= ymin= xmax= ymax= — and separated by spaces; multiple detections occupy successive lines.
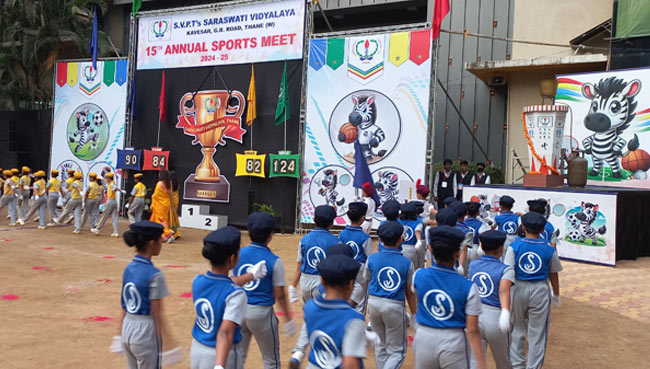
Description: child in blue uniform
xmin=412 ymin=226 xmax=486 ymax=369
xmin=494 ymin=196 xmax=520 ymax=250
xmin=504 ymin=212 xmax=562 ymax=369
xmin=113 ymin=221 xmax=177 ymax=369
xmin=191 ymin=227 xmax=249 ymax=369
xmin=234 ymin=212 xmax=296 ymax=369
xmin=304 ymin=254 xmax=367 ymax=369
xmin=465 ymin=202 xmax=491 ymax=247
xmin=468 ymin=230 xmax=514 ymax=369
xmin=378 ymin=199 xmax=401 ymax=252
xmin=289 ymin=205 xmax=339 ymax=368
xmin=364 ymin=221 xmax=417 ymax=369
xmin=399 ymin=202 xmax=425 ymax=270
xmin=339 ymin=201 xmax=373 ymax=313
xmin=450 ymin=202 xmax=475 ymax=276
xmin=527 ymin=199 xmax=559 ymax=248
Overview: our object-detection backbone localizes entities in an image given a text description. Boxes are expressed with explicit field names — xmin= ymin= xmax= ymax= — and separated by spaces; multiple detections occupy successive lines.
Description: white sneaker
xmin=289 ymin=351 xmax=304 ymax=369
xmin=47 ymin=222 xmax=55 ymax=227
xmin=65 ymin=216 xmax=74 ymax=224
xmin=72 ymin=230 xmax=80 ymax=234
xmin=111 ymin=233 xmax=119 ymax=238
xmin=9 ymin=223 xmax=15 ymax=226
xmin=33 ymin=217 xmax=39 ymax=222
xmin=37 ymin=226 xmax=45 ymax=230
xmin=17 ymin=219 xmax=25 ymax=226
xmin=90 ymin=228 xmax=99 ymax=235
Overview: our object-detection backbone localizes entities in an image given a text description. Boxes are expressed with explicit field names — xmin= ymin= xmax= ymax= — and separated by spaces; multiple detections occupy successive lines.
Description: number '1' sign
xmin=116 ymin=149 xmax=142 ymax=170
xmin=269 ymin=151 xmax=300 ymax=178
xmin=235 ymin=150 xmax=266 ymax=178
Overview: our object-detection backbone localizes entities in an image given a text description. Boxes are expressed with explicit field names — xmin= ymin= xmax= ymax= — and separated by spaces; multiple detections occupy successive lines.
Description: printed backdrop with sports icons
xmin=463 ymin=186 xmax=617 ymax=266
xmin=556 ymin=67 xmax=650 ymax=188
xmin=50 ymin=59 xmax=129 ymax=203
xmin=301 ymin=30 xmax=432 ymax=226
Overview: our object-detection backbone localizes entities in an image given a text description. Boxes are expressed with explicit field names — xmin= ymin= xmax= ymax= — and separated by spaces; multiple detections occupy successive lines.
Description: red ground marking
xmin=97 ymin=279 xmax=112 ymax=283
xmin=43 ymin=247 xmax=55 ymax=250
xmin=31 ymin=266 xmax=53 ymax=271
xmin=85 ymin=316 xmax=114 ymax=322
xmin=1 ymin=238 xmax=16 ymax=242
xmin=179 ymin=292 xmax=192 ymax=298
xmin=102 ymin=256 xmax=116 ymax=259
xmin=2 ymin=294 xmax=19 ymax=300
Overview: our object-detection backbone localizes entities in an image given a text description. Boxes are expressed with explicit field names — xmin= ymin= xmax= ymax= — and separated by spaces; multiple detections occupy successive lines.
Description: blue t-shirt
xmin=541 ymin=221 xmax=556 ymax=243
xmin=366 ymin=249 xmax=413 ymax=301
xmin=509 ymin=237 xmax=556 ymax=281
xmin=121 ymin=255 xmax=160 ymax=315
xmin=398 ymin=218 xmax=422 ymax=245
xmin=299 ymin=228 xmax=339 ymax=275
xmin=495 ymin=211 xmax=520 ymax=235
xmin=234 ymin=242 xmax=279 ymax=306
xmin=465 ymin=217 xmax=485 ymax=245
xmin=468 ymin=255 xmax=512 ymax=308
xmin=338 ymin=225 xmax=371 ymax=263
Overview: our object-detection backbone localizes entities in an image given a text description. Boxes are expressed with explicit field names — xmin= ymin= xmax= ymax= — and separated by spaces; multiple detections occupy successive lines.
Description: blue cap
xmin=377 ymin=221 xmax=404 ymax=244
xmin=444 ymin=197 xmax=458 ymax=207
xmin=314 ymin=205 xmax=337 ymax=223
xmin=401 ymin=202 xmax=418 ymax=216
xmin=436 ymin=208 xmax=457 ymax=226
xmin=247 ymin=212 xmax=275 ymax=240
xmin=499 ymin=195 xmax=515 ymax=206
xmin=479 ymin=230 xmax=507 ymax=249
xmin=327 ymin=243 xmax=355 ymax=258
xmin=450 ymin=202 xmax=467 ymax=218
xmin=527 ymin=199 xmax=547 ymax=213
xmin=348 ymin=201 xmax=368 ymax=214
xmin=521 ymin=212 xmax=546 ymax=232
xmin=129 ymin=221 xmax=164 ymax=238
xmin=381 ymin=200 xmax=401 ymax=219
xmin=317 ymin=254 xmax=360 ymax=285
xmin=409 ymin=200 xmax=425 ymax=214
xmin=428 ymin=225 xmax=465 ymax=246
xmin=204 ymin=226 xmax=241 ymax=247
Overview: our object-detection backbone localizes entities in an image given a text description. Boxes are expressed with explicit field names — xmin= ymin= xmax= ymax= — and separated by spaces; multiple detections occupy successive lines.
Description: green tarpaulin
xmin=616 ymin=0 xmax=650 ymax=39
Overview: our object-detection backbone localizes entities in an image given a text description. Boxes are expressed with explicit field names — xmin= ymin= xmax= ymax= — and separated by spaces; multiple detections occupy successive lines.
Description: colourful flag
xmin=158 ymin=70 xmax=166 ymax=122
xmin=353 ymin=141 xmax=380 ymax=205
xmin=432 ymin=0 xmax=450 ymax=39
xmin=246 ymin=65 xmax=257 ymax=126
xmin=274 ymin=62 xmax=290 ymax=126
xmin=89 ymin=7 xmax=98 ymax=71
xmin=132 ymin=0 xmax=142 ymax=17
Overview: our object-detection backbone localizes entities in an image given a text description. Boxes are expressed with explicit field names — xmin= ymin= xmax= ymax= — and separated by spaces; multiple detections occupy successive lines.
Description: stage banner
xmin=136 ymin=0 xmax=305 ymax=70
xmin=463 ymin=186 xmax=617 ymax=266
xmin=50 ymin=59 xmax=128 ymax=202
xmin=556 ymin=68 xmax=650 ymax=188
xmin=301 ymin=31 xmax=431 ymax=226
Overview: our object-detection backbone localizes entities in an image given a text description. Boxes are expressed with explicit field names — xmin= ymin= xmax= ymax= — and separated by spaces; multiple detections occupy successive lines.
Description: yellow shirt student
xmin=34 ymin=179 xmax=46 ymax=196
xmin=48 ymin=177 xmax=61 ymax=193
xmin=20 ymin=174 xmax=31 ymax=190
xmin=87 ymin=181 xmax=103 ymax=200
xmin=133 ymin=182 xmax=147 ymax=197
xmin=107 ymin=181 xmax=118 ymax=200
xmin=3 ymin=178 xmax=14 ymax=196
xmin=71 ymin=180 xmax=83 ymax=200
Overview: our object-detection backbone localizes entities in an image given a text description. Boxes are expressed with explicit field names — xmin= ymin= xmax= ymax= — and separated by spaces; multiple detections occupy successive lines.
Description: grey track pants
xmin=509 ymin=280 xmax=551 ymax=369
xmin=240 ymin=304 xmax=281 ymax=369
xmin=96 ymin=199 xmax=119 ymax=234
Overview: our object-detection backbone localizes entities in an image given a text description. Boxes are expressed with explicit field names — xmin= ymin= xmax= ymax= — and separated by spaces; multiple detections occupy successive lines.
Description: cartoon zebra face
xmin=321 ymin=170 xmax=338 ymax=189
xmin=575 ymin=202 xmax=599 ymax=224
xmin=76 ymin=110 xmax=90 ymax=130
xmin=374 ymin=171 xmax=398 ymax=202
xmin=348 ymin=95 xmax=377 ymax=130
xmin=582 ymin=77 xmax=641 ymax=133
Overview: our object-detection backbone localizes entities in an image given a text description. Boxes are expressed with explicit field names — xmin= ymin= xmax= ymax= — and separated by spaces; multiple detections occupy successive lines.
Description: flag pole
xmin=284 ymin=60 xmax=288 ymax=151
xmin=156 ymin=116 xmax=161 ymax=147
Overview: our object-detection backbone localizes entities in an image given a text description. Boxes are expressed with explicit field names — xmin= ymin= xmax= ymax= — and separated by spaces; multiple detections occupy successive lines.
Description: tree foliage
xmin=0 ymin=0 xmax=111 ymax=110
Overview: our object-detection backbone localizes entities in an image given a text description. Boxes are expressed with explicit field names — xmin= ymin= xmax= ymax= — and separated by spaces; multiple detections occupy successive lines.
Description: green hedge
xmin=430 ymin=161 xmax=505 ymax=184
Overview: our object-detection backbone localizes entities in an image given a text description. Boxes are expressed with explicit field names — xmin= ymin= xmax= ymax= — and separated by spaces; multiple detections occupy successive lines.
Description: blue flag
xmin=89 ymin=7 xmax=98 ymax=71
xmin=353 ymin=140 xmax=380 ymax=205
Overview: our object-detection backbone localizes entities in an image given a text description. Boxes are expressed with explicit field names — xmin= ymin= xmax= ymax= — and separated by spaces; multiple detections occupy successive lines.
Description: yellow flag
xmin=67 ymin=62 xmax=78 ymax=86
xmin=246 ymin=65 xmax=257 ymax=126
xmin=389 ymin=32 xmax=409 ymax=67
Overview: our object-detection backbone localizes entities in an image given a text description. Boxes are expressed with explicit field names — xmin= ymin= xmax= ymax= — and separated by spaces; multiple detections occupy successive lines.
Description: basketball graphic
xmin=339 ymin=123 xmax=358 ymax=143
xmin=621 ymin=149 xmax=650 ymax=173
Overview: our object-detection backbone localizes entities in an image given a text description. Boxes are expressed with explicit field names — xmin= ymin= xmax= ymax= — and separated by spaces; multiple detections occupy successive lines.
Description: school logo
xmin=378 ymin=266 xmax=401 ymax=292
xmin=309 ymin=330 xmax=342 ymax=369
xmin=194 ymin=298 xmax=215 ymax=333
xmin=503 ymin=221 xmax=518 ymax=235
xmin=518 ymin=252 xmax=542 ymax=274
xmin=345 ymin=241 xmax=360 ymax=259
xmin=403 ymin=225 xmax=414 ymax=242
xmin=423 ymin=289 xmax=455 ymax=321
xmin=149 ymin=19 xmax=171 ymax=41
xmin=471 ymin=272 xmax=494 ymax=298
xmin=306 ymin=246 xmax=326 ymax=269
xmin=122 ymin=282 xmax=141 ymax=313
xmin=347 ymin=36 xmax=384 ymax=84
xmin=237 ymin=264 xmax=260 ymax=291
xmin=79 ymin=62 xmax=101 ymax=98
xmin=204 ymin=96 xmax=220 ymax=113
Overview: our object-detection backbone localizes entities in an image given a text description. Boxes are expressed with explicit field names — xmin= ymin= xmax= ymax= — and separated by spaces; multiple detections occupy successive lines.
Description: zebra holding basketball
xmin=581 ymin=77 xmax=641 ymax=178
xmin=342 ymin=94 xmax=387 ymax=160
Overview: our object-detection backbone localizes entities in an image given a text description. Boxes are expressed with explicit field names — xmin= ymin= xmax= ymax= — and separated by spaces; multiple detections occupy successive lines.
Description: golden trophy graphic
xmin=177 ymin=90 xmax=245 ymax=202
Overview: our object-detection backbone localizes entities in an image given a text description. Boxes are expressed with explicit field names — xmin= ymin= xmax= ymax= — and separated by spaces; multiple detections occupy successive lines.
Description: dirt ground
xmin=1 ymin=216 xmax=649 ymax=369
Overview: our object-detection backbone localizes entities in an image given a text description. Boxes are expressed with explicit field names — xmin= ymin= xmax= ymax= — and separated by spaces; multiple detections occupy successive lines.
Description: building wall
xmin=511 ymin=0 xmax=612 ymax=59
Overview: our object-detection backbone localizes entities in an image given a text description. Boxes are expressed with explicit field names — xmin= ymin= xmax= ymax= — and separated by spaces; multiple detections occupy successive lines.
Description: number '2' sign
xmin=269 ymin=151 xmax=300 ymax=178
xmin=116 ymin=149 xmax=142 ymax=170
xmin=142 ymin=149 xmax=170 ymax=171
xmin=235 ymin=150 xmax=266 ymax=178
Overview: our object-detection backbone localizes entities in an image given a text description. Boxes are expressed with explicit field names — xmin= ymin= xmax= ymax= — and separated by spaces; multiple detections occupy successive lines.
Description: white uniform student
xmin=0 ymin=170 xmax=17 ymax=225
xmin=361 ymin=182 xmax=377 ymax=235
xmin=234 ymin=213 xmax=296 ymax=369
xmin=110 ymin=221 xmax=177 ymax=369
xmin=364 ymin=221 xmax=417 ymax=369
xmin=412 ymin=226 xmax=487 ymax=369
xmin=504 ymin=212 xmax=562 ymax=369
xmin=92 ymin=173 xmax=125 ymax=237
xmin=468 ymin=230 xmax=514 ymax=369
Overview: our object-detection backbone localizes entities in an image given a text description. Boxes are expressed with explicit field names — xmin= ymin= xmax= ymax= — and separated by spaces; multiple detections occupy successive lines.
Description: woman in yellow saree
xmin=149 ymin=170 xmax=180 ymax=242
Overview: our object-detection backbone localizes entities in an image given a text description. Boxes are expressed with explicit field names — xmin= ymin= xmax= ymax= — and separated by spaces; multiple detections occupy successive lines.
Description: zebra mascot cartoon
xmin=581 ymin=77 xmax=641 ymax=178
xmin=340 ymin=94 xmax=387 ymax=160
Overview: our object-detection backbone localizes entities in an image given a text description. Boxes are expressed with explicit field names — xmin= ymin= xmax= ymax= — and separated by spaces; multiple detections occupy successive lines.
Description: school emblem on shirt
xmin=471 ymin=272 xmax=494 ymax=298
xmin=238 ymin=264 xmax=261 ymax=291
xmin=518 ymin=252 xmax=542 ymax=274
xmin=403 ymin=226 xmax=414 ymax=242
xmin=194 ymin=298 xmax=215 ymax=333
xmin=306 ymin=246 xmax=327 ymax=269
xmin=345 ymin=241 xmax=360 ymax=259
xmin=122 ymin=282 xmax=142 ymax=313
xmin=309 ymin=330 xmax=343 ymax=368
xmin=378 ymin=266 xmax=401 ymax=292
xmin=423 ymin=289 xmax=455 ymax=321
xmin=503 ymin=221 xmax=518 ymax=235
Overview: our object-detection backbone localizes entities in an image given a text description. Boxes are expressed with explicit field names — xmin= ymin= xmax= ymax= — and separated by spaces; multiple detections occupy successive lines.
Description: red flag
xmin=432 ymin=0 xmax=450 ymax=39
xmin=158 ymin=70 xmax=166 ymax=122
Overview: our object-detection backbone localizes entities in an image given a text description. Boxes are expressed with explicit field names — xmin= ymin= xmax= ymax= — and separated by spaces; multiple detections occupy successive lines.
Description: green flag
xmin=274 ymin=62 xmax=290 ymax=125
xmin=132 ymin=0 xmax=142 ymax=17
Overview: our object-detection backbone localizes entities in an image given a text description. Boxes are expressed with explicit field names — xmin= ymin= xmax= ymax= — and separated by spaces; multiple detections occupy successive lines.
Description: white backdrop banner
xmin=136 ymin=0 xmax=305 ymax=70
xmin=300 ymin=30 xmax=432 ymax=226
xmin=463 ymin=185 xmax=617 ymax=266
xmin=556 ymin=68 xmax=650 ymax=188
xmin=50 ymin=59 xmax=128 ymax=200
